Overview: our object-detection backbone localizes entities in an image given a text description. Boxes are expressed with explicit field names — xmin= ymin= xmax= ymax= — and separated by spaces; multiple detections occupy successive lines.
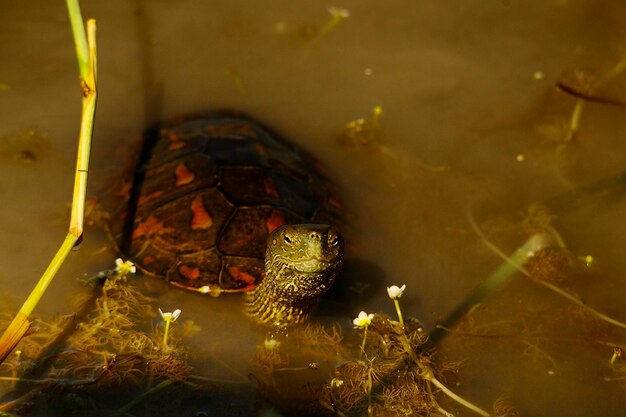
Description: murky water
xmin=2 ymin=0 xmax=626 ymax=415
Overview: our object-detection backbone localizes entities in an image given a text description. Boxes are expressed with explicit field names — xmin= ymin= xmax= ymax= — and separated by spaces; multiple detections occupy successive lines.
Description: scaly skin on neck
xmin=243 ymin=224 xmax=344 ymax=327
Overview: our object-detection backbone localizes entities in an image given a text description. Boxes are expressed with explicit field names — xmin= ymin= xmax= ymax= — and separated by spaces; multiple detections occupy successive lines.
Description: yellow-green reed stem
xmin=66 ymin=0 xmax=89 ymax=80
xmin=393 ymin=299 xmax=404 ymax=327
xmin=0 ymin=0 xmax=96 ymax=365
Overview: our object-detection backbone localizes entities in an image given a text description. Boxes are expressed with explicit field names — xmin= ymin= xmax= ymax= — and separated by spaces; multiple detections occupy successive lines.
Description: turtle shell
xmin=117 ymin=115 xmax=341 ymax=294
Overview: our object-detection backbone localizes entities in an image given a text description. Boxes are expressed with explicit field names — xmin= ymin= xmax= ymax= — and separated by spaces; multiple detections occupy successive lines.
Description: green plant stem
xmin=429 ymin=232 xmax=539 ymax=344
xmin=393 ymin=299 xmax=404 ymax=327
xmin=162 ymin=320 xmax=171 ymax=350
xmin=470 ymin=211 xmax=626 ymax=331
xmin=428 ymin=374 xmax=488 ymax=417
xmin=66 ymin=0 xmax=89 ymax=79
xmin=366 ymin=363 xmax=373 ymax=417
xmin=398 ymin=332 xmax=490 ymax=416
xmin=107 ymin=379 xmax=175 ymax=417
xmin=359 ymin=326 xmax=368 ymax=357
xmin=318 ymin=16 xmax=342 ymax=38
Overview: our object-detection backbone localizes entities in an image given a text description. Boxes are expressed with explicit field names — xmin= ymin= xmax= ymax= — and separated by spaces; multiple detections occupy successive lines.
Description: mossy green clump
xmin=250 ymin=312 xmax=489 ymax=417
xmin=0 ymin=264 xmax=191 ymax=416
xmin=320 ymin=315 xmax=457 ymax=417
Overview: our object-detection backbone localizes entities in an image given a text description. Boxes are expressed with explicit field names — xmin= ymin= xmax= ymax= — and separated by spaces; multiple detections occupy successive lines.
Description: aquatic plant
xmin=386 ymin=284 xmax=406 ymax=327
xmin=0 ymin=257 xmax=197 ymax=416
xmin=320 ymin=312 xmax=492 ymax=417
xmin=249 ymin=284 xmax=496 ymax=417
xmin=353 ymin=311 xmax=374 ymax=356
xmin=315 ymin=6 xmax=350 ymax=40
xmin=158 ymin=308 xmax=182 ymax=351
xmin=343 ymin=105 xmax=383 ymax=147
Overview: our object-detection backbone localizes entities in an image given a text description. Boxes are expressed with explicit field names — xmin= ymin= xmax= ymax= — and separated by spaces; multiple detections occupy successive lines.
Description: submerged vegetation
xmin=0 ymin=265 xmax=495 ymax=416
xmin=0 ymin=260 xmax=193 ymax=416
xmin=250 ymin=285 xmax=499 ymax=417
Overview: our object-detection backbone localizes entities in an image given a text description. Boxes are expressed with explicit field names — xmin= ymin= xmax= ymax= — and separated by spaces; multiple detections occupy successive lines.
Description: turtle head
xmin=243 ymin=224 xmax=344 ymax=326
xmin=270 ymin=224 xmax=343 ymax=274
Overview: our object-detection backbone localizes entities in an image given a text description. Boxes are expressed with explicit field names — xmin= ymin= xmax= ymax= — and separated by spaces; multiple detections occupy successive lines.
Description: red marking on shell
xmin=168 ymin=141 xmax=185 ymax=150
xmin=228 ymin=266 xmax=256 ymax=289
xmin=266 ymin=209 xmax=285 ymax=233
xmin=263 ymin=177 xmax=279 ymax=198
xmin=191 ymin=195 xmax=213 ymax=230
xmin=143 ymin=255 xmax=155 ymax=265
xmin=175 ymin=163 xmax=195 ymax=186
xmin=166 ymin=133 xmax=185 ymax=150
xmin=179 ymin=265 xmax=201 ymax=280
xmin=138 ymin=190 xmax=163 ymax=205
xmin=132 ymin=216 xmax=174 ymax=239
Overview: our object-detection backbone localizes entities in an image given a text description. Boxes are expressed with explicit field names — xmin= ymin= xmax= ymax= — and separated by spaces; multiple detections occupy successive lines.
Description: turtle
xmin=116 ymin=114 xmax=344 ymax=326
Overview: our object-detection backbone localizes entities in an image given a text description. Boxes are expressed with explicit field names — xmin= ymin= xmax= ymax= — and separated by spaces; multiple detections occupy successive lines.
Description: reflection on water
xmin=1 ymin=0 xmax=626 ymax=415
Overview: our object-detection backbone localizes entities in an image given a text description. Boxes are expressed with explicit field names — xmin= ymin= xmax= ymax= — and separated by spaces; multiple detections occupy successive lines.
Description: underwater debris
xmin=0 ymin=128 xmax=50 ymax=164
xmin=525 ymin=246 xmax=572 ymax=284
xmin=492 ymin=397 xmax=523 ymax=417
xmin=343 ymin=106 xmax=383 ymax=148
xmin=225 ymin=66 xmax=248 ymax=97
xmin=610 ymin=347 xmax=622 ymax=365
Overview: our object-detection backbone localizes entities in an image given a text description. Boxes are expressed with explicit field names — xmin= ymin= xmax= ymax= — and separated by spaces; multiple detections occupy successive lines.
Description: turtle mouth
xmin=288 ymin=257 xmax=332 ymax=273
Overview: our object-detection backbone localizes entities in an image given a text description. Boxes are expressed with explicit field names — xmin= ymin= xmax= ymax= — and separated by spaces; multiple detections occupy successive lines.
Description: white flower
xmin=353 ymin=311 xmax=374 ymax=328
xmin=199 ymin=286 xmax=211 ymax=294
xmin=159 ymin=308 xmax=181 ymax=322
xmin=386 ymin=284 xmax=406 ymax=300
xmin=115 ymin=258 xmax=136 ymax=275
xmin=328 ymin=6 xmax=350 ymax=19
xmin=330 ymin=378 xmax=344 ymax=388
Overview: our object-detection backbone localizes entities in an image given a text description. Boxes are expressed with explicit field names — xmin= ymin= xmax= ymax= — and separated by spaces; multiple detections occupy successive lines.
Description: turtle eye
xmin=330 ymin=235 xmax=340 ymax=247
xmin=284 ymin=235 xmax=293 ymax=244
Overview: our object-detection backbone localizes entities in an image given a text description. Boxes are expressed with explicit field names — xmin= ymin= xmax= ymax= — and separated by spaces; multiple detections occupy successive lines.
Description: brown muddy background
xmin=2 ymin=1 xmax=626 ymax=415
